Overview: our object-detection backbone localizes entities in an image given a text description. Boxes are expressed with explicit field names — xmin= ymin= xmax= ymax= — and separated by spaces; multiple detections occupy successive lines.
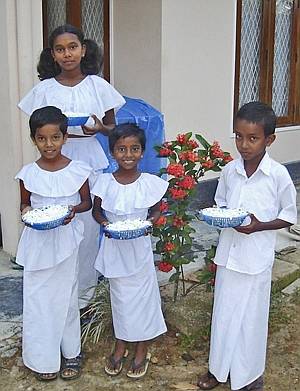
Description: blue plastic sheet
xmin=96 ymin=96 xmax=165 ymax=174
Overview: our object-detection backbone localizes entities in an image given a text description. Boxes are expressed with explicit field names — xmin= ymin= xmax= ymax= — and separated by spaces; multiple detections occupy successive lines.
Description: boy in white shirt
xmin=197 ymin=102 xmax=297 ymax=391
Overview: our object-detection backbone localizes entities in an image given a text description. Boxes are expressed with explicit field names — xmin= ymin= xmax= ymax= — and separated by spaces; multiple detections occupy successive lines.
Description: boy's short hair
xmin=235 ymin=101 xmax=276 ymax=136
xmin=29 ymin=106 xmax=68 ymax=138
xmin=109 ymin=123 xmax=146 ymax=153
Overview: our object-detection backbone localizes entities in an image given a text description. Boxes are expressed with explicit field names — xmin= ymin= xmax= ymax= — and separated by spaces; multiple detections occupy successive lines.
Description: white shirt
xmin=214 ymin=153 xmax=297 ymax=274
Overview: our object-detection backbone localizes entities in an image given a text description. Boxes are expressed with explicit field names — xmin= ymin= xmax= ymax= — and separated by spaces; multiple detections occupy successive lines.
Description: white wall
xmin=112 ymin=0 xmax=162 ymax=109
xmin=0 ymin=0 xmax=42 ymax=254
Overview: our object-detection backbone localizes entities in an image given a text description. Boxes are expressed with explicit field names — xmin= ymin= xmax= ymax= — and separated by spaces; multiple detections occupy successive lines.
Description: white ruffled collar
xmin=16 ymin=160 xmax=92 ymax=197
xmin=92 ymin=173 xmax=168 ymax=215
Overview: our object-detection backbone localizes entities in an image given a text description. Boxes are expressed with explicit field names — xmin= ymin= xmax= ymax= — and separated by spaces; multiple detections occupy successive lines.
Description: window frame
xmin=234 ymin=0 xmax=300 ymax=127
xmin=42 ymin=0 xmax=110 ymax=81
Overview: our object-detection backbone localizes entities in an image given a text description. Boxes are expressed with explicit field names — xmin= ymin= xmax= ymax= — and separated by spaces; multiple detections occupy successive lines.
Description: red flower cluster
xmin=179 ymin=151 xmax=198 ymax=162
xmin=154 ymin=215 xmax=167 ymax=226
xmin=202 ymin=159 xmax=214 ymax=169
xmin=210 ymin=141 xmax=225 ymax=159
xmin=176 ymin=134 xmax=188 ymax=144
xmin=177 ymin=175 xmax=196 ymax=190
xmin=172 ymin=216 xmax=185 ymax=228
xmin=164 ymin=242 xmax=176 ymax=252
xmin=169 ymin=188 xmax=188 ymax=200
xmin=187 ymin=140 xmax=199 ymax=150
xmin=159 ymin=147 xmax=173 ymax=157
xmin=223 ymin=154 xmax=233 ymax=163
xmin=159 ymin=200 xmax=169 ymax=213
xmin=166 ymin=163 xmax=185 ymax=177
xmin=158 ymin=261 xmax=173 ymax=272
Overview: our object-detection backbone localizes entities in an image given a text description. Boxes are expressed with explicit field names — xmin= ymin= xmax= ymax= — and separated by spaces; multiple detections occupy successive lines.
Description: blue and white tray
xmin=198 ymin=207 xmax=249 ymax=228
xmin=104 ymin=220 xmax=152 ymax=240
xmin=22 ymin=205 xmax=71 ymax=230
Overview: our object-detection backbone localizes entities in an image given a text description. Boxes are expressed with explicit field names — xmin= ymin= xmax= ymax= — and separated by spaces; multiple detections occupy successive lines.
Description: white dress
xmin=91 ymin=173 xmax=168 ymax=341
xmin=15 ymin=160 xmax=92 ymax=373
xmin=18 ymin=75 xmax=126 ymax=308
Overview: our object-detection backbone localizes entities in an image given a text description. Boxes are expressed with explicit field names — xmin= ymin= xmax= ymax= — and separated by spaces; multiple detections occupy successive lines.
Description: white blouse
xmin=18 ymin=75 xmax=125 ymax=136
xmin=91 ymin=173 xmax=169 ymax=278
xmin=15 ymin=160 xmax=92 ymax=271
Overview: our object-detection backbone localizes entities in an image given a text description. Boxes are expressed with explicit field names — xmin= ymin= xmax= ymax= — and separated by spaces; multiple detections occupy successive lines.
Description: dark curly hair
xmin=37 ymin=24 xmax=103 ymax=80
xmin=235 ymin=101 xmax=276 ymax=136
xmin=109 ymin=123 xmax=146 ymax=153
xmin=29 ymin=106 xmax=68 ymax=138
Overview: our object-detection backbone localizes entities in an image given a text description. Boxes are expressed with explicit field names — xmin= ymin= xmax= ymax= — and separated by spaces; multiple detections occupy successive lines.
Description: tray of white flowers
xmin=104 ymin=219 xmax=152 ymax=240
xmin=198 ymin=207 xmax=249 ymax=228
xmin=22 ymin=205 xmax=71 ymax=230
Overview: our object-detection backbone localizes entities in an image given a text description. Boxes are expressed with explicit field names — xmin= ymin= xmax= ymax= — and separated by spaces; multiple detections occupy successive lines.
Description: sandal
xmin=60 ymin=354 xmax=82 ymax=381
xmin=35 ymin=372 xmax=57 ymax=381
xmin=197 ymin=371 xmax=220 ymax=390
xmin=104 ymin=349 xmax=129 ymax=376
xmin=126 ymin=352 xmax=151 ymax=379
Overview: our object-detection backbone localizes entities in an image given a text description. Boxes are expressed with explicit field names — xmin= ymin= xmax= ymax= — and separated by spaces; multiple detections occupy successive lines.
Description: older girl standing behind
xmin=92 ymin=124 xmax=168 ymax=379
xmin=18 ymin=24 xmax=125 ymax=308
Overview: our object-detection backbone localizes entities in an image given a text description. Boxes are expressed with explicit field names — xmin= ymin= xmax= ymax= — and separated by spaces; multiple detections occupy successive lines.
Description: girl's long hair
xmin=37 ymin=24 xmax=103 ymax=80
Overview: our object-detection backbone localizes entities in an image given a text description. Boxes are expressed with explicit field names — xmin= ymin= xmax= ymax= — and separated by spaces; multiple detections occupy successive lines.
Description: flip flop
xmin=126 ymin=352 xmax=151 ymax=379
xmin=35 ymin=372 xmax=58 ymax=381
xmin=104 ymin=349 xmax=129 ymax=376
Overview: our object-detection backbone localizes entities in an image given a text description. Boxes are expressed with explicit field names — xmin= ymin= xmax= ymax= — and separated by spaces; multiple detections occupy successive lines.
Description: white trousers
xmin=109 ymin=261 xmax=167 ymax=342
xmin=209 ymin=265 xmax=272 ymax=390
xmin=22 ymin=252 xmax=81 ymax=373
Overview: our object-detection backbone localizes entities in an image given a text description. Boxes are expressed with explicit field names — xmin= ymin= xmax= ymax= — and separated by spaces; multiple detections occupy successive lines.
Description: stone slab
xmin=272 ymin=259 xmax=299 ymax=282
xmin=282 ymin=278 xmax=300 ymax=295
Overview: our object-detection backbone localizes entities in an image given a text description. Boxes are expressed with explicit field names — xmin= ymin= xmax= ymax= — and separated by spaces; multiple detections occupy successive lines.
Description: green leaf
xmin=169 ymin=271 xmax=180 ymax=282
xmin=195 ymin=134 xmax=211 ymax=150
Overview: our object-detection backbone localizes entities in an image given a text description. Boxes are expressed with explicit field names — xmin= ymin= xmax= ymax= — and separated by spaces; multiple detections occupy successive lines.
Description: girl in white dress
xmin=18 ymin=24 xmax=125 ymax=308
xmin=16 ymin=107 xmax=92 ymax=381
xmin=91 ymin=124 xmax=168 ymax=379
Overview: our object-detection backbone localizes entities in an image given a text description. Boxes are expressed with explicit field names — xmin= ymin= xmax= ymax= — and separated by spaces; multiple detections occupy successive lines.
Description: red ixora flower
xmin=159 ymin=200 xmax=169 ymax=213
xmin=202 ymin=159 xmax=214 ymax=169
xmin=178 ymin=175 xmax=196 ymax=190
xmin=179 ymin=151 xmax=198 ymax=163
xmin=169 ymin=188 xmax=188 ymax=200
xmin=172 ymin=216 xmax=185 ymax=228
xmin=159 ymin=147 xmax=173 ymax=157
xmin=164 ymin=242 xmax=176 ymax=252
xmin=210 ymin=141 xmax=225 ymax=159
xmin=223 ymin=154 xmax=233 ymax=163
xmin=158 ymin=261 xmax=173 ymax=273
xmin=166 ymin=163 xmax=185 ymax=177
xmin=154 ymin=215 xmax=167 ymax=226
xmin=187 ymin=139 xmax=199 ymax=150
xmin=176 ymin=134 xmax=188 ymax=145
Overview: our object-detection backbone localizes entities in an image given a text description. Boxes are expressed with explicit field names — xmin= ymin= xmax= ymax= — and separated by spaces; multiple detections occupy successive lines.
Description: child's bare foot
xmin=104 ymin=339 xmax=128 ymax=376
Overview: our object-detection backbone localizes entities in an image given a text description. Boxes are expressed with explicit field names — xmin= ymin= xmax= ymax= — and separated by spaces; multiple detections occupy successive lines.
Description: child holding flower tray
xmin=91 ymin=123 xmax=168 ymax=379
xmin=197 ymin=102 xmax=297 ymax=391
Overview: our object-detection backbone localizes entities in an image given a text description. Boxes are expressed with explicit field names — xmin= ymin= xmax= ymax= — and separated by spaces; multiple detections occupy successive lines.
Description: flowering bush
xmin=153 ymin=132 xmax=232 ymax=300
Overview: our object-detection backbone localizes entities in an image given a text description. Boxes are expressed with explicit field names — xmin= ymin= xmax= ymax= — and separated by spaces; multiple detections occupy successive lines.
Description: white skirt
xmin=209 ymin=265 xmax=272 ymax=390
xmin=109 ymin=261 xmax=167 ymax=342
xmin=22 ymin=251 xmax=81 ymax=373
xmin=62 ymin=138 xmax=104 ymax=308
